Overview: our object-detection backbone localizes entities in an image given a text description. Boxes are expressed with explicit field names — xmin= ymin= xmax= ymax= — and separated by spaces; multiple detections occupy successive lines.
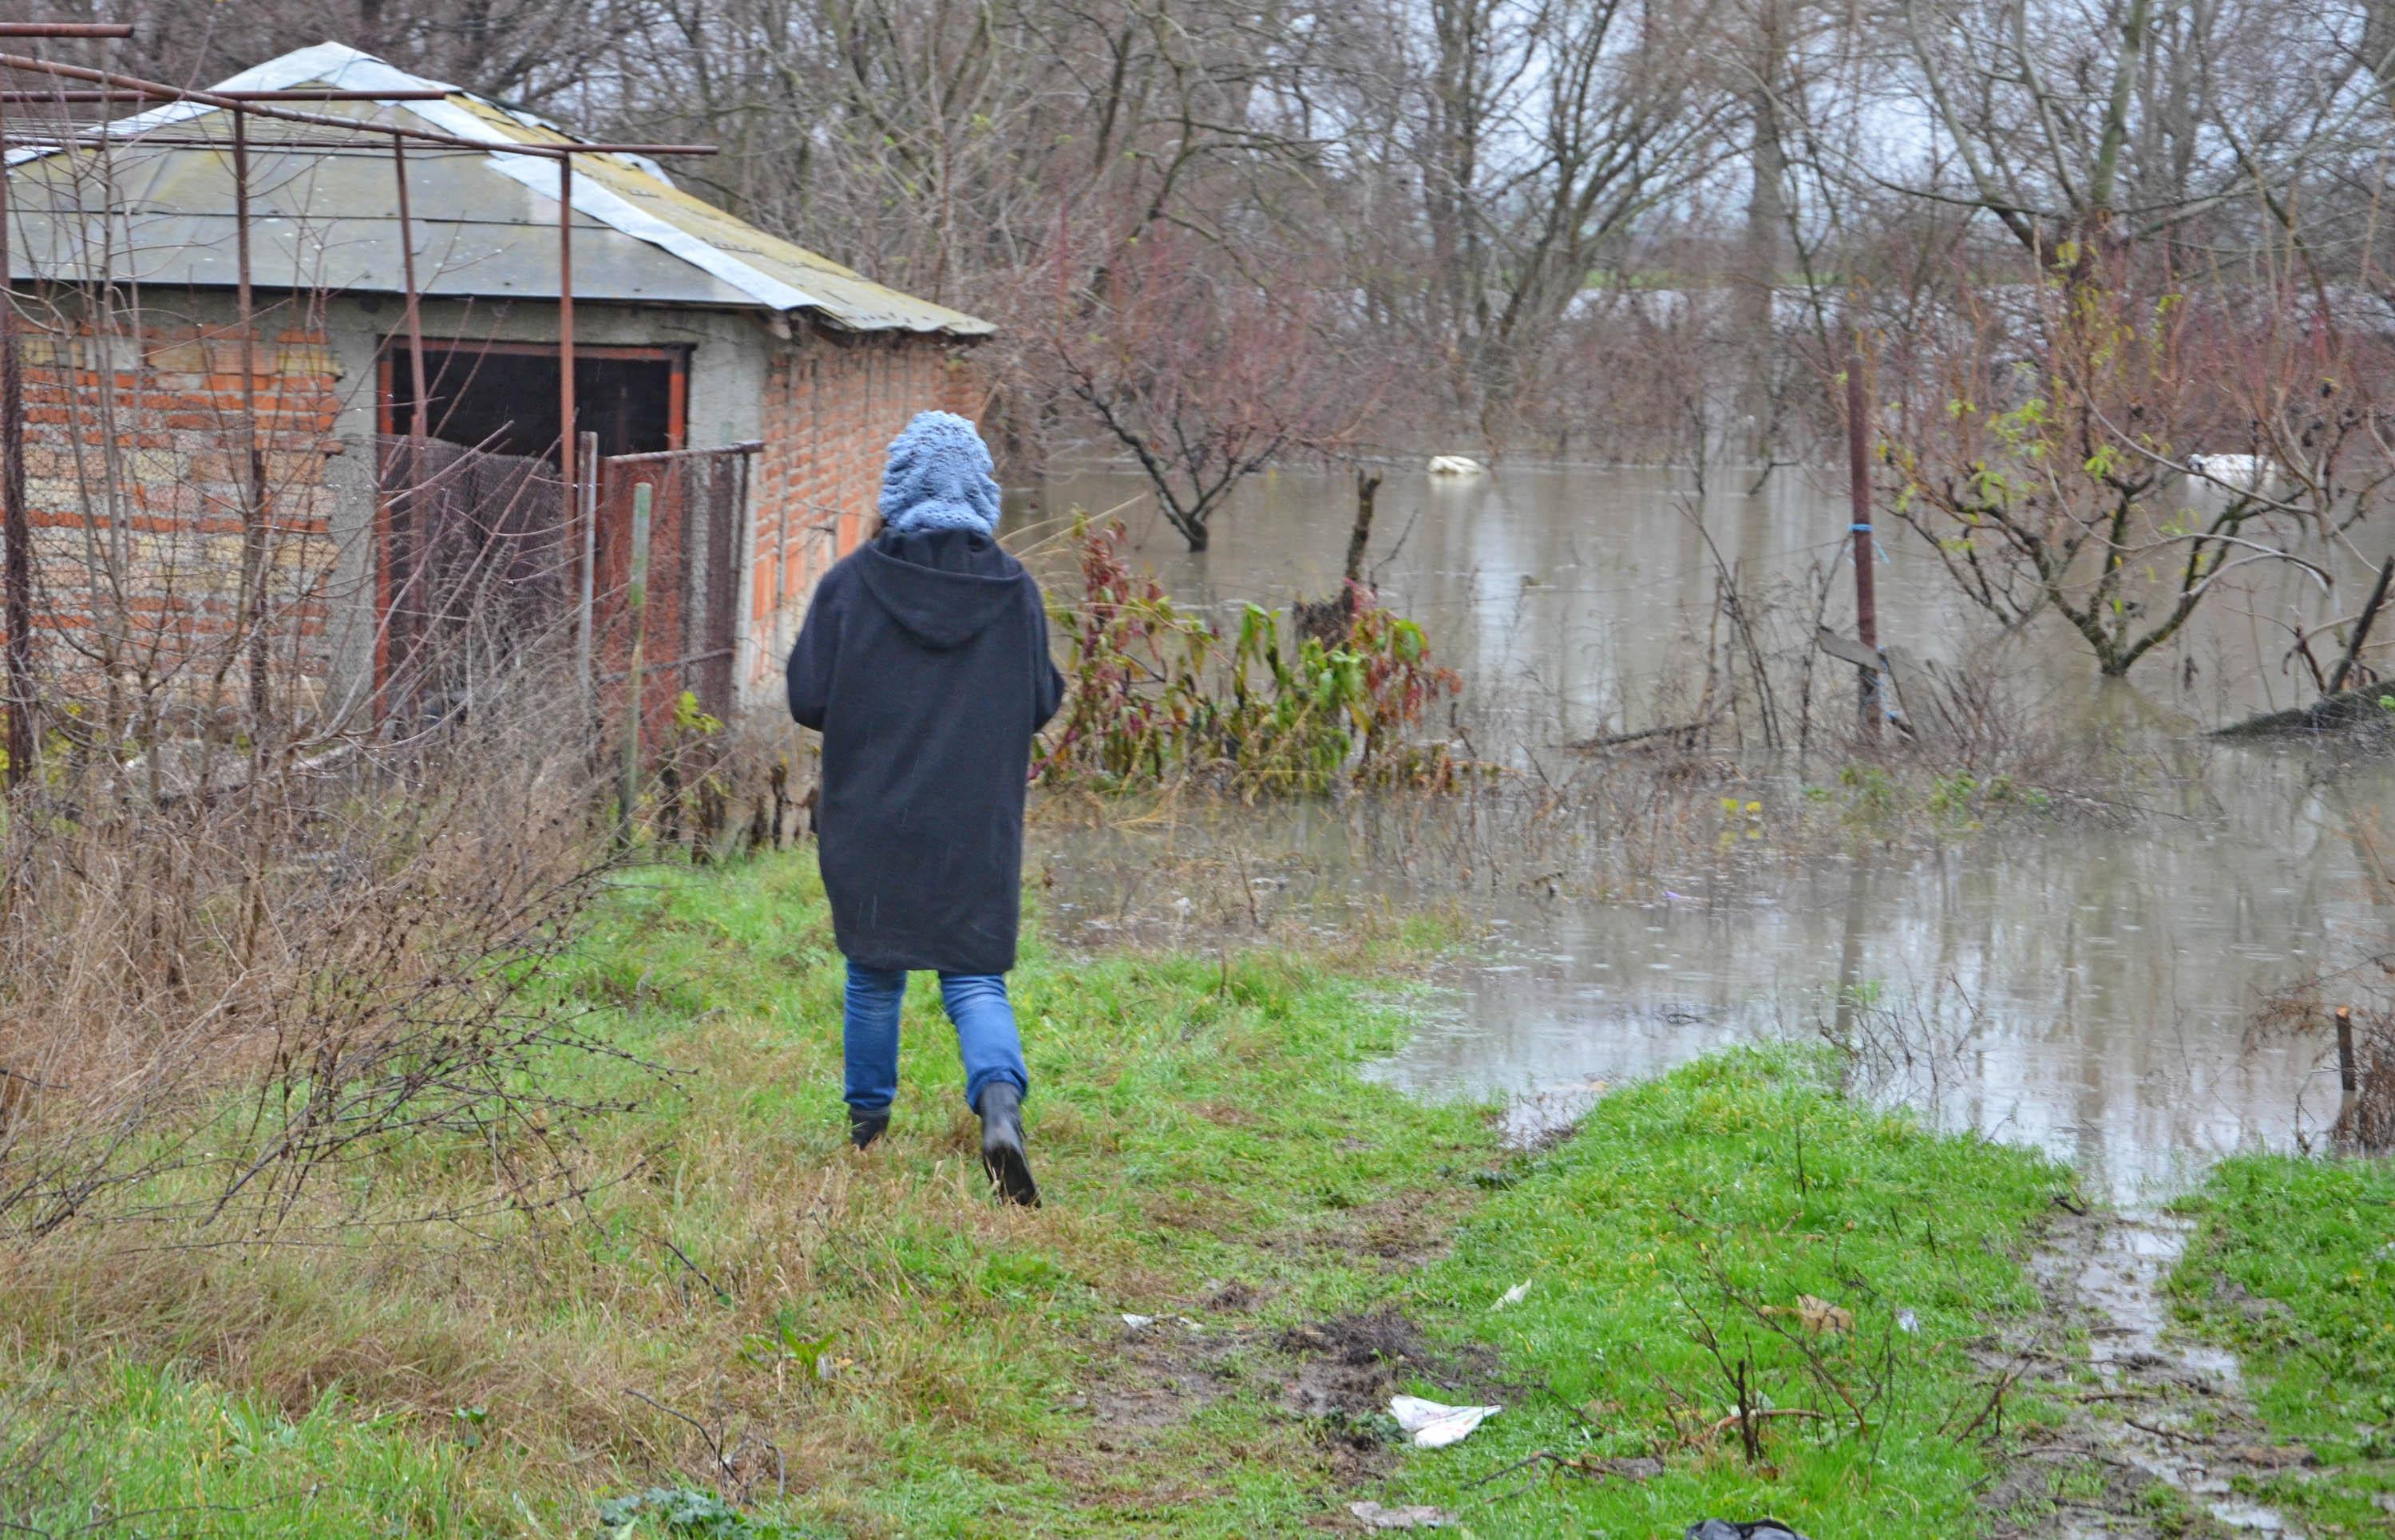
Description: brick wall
xmin=744 ymin=326 xmax=982 ymax=695
xmin=9 ymin=319 xmax=345 ymax=723
xmin=7 ymin=309 xmax=1000 ymax=731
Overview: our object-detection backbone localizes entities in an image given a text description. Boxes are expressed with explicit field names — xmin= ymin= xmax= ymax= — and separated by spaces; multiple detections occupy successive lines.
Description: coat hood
xmin=856 ymin=528 xmax=1032 ymax=651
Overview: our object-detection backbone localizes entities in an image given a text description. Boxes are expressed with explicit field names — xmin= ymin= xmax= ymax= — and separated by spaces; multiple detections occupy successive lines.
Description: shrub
xmin=1036 ymin=518 xmax=1464 ymax=794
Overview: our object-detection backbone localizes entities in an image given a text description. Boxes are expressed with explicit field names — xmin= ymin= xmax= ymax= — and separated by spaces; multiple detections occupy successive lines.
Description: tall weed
xmin=1037 ymin=517 xmax=1465 ymax=794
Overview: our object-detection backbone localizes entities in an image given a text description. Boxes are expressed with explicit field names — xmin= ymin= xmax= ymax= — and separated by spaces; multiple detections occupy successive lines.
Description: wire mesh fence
xmin=378 ymin=435 xmax=573 ymax=734
xmin=375 ymin=434 xmax=752 ymax=749
xmin=589 ymin=444 xmax=752 ymax=737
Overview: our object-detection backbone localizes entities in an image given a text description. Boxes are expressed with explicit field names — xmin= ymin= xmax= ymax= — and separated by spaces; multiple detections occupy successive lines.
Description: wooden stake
xmin=2334 ymin=1004 xmax=2359 ymax=1142
xmin=1344 ymin=468 xmax=1382 ymax=588
xmin=1845 ymin=347 xmax=1880 ymax=738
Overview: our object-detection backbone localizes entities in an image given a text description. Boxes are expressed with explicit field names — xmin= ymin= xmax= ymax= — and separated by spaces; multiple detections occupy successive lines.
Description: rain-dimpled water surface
xmin=1011 ymin=457 xmax=2385 ymax=1204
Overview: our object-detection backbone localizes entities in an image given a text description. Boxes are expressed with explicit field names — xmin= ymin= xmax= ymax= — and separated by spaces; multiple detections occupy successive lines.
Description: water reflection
xmin=1016 ymin=460 xmax=2388 ymax=1203
xmin=1010 ymin=458 xmax=2361 ymax=734
xmin=1366 ymin=760 xmax=2377 ymax=1204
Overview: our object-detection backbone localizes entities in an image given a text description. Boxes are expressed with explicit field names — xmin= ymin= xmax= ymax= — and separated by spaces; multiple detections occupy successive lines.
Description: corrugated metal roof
xmin=3 ymin=42 xmax=993 ymax=337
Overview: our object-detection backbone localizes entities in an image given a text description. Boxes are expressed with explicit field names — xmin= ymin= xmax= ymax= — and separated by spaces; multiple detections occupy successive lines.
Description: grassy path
xmin=5 ymin=853 xmax=2080 ymax=1537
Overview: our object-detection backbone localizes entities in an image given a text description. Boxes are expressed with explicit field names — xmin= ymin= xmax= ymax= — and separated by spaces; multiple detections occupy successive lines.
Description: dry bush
xmin=2245 ymin=791 xmax=2395 ymax=1153
xmin=0 ymin=656 xmax=639 ymax=1241
xmin=2330 ymin=1004 xmax=2395 ymax=1153
xmin=679 ymin=707 xmax=813 ymax=862
xmin=0 ymin=246 xmax=679 ymax=1242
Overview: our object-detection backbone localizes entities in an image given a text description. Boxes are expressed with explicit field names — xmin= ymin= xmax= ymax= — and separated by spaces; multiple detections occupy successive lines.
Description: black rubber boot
xmin=976 ymin=1083 xmax=1039 ymax=1206
xmin=849 ymin=1107 xmax=889 ymax=1151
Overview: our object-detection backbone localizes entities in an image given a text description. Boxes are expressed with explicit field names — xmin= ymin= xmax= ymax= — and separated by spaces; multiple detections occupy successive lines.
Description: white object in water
xmin=1427 ymin=454 xmax=1486 ymax=476
xmin=1390 ymin=1394 xmax=1502 ymax=1447
xmin=2187 ymin=453 xmax=2275 ymax=492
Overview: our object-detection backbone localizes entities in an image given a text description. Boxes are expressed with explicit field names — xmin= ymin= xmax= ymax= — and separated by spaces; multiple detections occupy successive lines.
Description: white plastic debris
xmin=1348 ymin=1500 xmax=1453 ymax=1529
xmin=1896 ymin=1308 xmax=1921 ymax=1334
xmin=1492 ymin=1280 xmax=1531 ymax=1311
xmin=1389 ymin=1395 xmax=1502 ymax=1448
xmin=1120 ymin=1313 xmax=1155 ymax=1330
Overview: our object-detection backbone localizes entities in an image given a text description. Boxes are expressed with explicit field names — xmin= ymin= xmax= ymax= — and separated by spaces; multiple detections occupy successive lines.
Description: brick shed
xmin=2 ymin=42 xmax=990 ymax=737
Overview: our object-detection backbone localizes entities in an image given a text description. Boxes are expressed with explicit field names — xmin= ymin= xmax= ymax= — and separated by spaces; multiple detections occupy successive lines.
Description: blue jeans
xmin=842 ymin=960 xmax=1028 ymax=1116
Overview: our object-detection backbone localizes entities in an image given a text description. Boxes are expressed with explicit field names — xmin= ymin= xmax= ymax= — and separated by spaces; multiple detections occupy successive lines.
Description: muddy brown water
xmin=1012 ymin=459 xmax=2389 ymax=1209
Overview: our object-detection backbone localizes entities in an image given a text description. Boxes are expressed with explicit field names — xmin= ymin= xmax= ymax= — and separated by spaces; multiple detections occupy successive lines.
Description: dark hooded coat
xmin=786 ymin=527 xmax=1065 ymax=975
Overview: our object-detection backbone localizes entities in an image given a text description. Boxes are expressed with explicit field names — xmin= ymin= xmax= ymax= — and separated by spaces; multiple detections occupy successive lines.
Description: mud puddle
xmin=1992 ymin=1204 xmax=2314 ymax=1538
xmin=1062 ymin=1300 xmax=1506 ymax=1490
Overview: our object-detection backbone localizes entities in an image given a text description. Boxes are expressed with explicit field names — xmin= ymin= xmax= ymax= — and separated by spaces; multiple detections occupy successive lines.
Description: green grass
xmin=1362 ymin=1050 xmax=2072 ymax=1538
xmin=2 ymin=851 xmax=2077 ymax=1537
xmin=1 ymin=851 xmax=1496 ymax=1536
xmin=2169 ymin=1154 xmax=2395 ymax=1535
xmin=6 ymin=1360 xmax=479 ymax=1536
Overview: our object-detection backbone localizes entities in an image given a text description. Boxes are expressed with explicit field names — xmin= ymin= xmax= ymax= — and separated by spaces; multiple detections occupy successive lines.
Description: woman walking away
xmin=786 ymin=412 xmax=1064 ymax=1205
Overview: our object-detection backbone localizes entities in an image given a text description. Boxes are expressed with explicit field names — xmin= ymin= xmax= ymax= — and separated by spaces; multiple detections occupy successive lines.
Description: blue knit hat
xmin=878 ymin=411 xmax=1002 ymax=536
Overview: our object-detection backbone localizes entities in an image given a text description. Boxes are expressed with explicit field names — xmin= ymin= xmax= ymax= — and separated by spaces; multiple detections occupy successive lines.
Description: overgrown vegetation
xmin=0 ymin=851 xmax=1494 ymax=1533
xmin=0 ymin=670 xmax=625 ymax=1242
xmin=2169 ymin=1154 xmax=2395 ymax=1535
xmin=0 ymin=853 xmax=2084 ymax=1537
xmin=1881 ymin=252 xmax=2389 ymax=680
xmin=1038 ymin=518 xmax=1465 ymax=793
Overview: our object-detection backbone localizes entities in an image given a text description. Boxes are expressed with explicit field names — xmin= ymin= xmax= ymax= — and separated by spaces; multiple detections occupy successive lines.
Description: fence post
xmin=575 ymin=430 xmax=599 ymax=721
xmin=1 ymin=84 xmax=34 ymax=790
xmin=616 ymin=481 xmax=652 ymax=849
xmin=1844 ymin=346 xmax=1881 ymax=739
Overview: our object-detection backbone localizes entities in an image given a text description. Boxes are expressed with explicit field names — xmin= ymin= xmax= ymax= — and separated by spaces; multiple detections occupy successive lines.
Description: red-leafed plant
xmin=1036 ymin=518 xmax=1465 ymax=794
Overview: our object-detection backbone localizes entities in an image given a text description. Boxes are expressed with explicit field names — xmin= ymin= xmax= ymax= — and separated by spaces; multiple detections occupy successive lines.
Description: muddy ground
xmin=1059 ymin=1196 xmax=2330 ymax=1536
xmin=1986 ymin=1203 xmax=2315 ymax=1538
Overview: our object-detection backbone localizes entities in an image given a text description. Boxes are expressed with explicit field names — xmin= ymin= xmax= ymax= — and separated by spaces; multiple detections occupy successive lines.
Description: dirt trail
xmin=1990 ymin=1204 xmax=2311 ymax=1538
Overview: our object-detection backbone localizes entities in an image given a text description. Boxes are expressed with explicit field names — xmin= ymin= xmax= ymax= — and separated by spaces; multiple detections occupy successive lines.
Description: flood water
xmin=1011 ymin=459 xmax=2390 ymax=1204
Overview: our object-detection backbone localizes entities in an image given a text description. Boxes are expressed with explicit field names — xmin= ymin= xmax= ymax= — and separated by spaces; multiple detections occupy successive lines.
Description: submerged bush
xmin=1037 ymin=518 xmax=1465 ymax=794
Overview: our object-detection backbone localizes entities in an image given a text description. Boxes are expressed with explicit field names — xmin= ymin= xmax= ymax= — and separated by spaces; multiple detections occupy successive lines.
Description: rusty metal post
xmin=1845 ymin=346 xmax=1880 ymax=738
xmin=386 ymin=135 xmax=432 ymax=731
xmin=232 ymin=105 xmax=271 ymax=736
xmin=0 ymin=23 xmax=137 ymax=37
xmin=0 ymin=89 xmax=456 ymax=104
xmin=391 ymin=139 xmax=430 ymax=445
xmin=576 ymin=430 xmax=598 ymax=721
xmin=0 ymin=22 xmax=137 ymax=786
xmin=0 ymin=54 xmax=718 ymax=160
xmin=557 ymin=150 xmax=576 ymax=604
xmin=0 ymin=82 xmax=30 ymax=787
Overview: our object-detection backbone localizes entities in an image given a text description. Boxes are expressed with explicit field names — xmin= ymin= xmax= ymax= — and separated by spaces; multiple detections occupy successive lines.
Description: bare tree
xmin=1054 ymin=228 xmax=1380 ymax=550
xmin=1880 ymin=251 xmax=2393 ymax=676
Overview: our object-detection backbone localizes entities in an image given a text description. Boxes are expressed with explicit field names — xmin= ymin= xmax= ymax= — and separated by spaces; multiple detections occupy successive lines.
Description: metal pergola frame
xmin=0 ymin=25 xmax=720 ymax=783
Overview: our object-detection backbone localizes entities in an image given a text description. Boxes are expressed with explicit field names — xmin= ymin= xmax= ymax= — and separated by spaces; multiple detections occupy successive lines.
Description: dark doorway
xmin=383 ymin=342 xmax=684 ymax=460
